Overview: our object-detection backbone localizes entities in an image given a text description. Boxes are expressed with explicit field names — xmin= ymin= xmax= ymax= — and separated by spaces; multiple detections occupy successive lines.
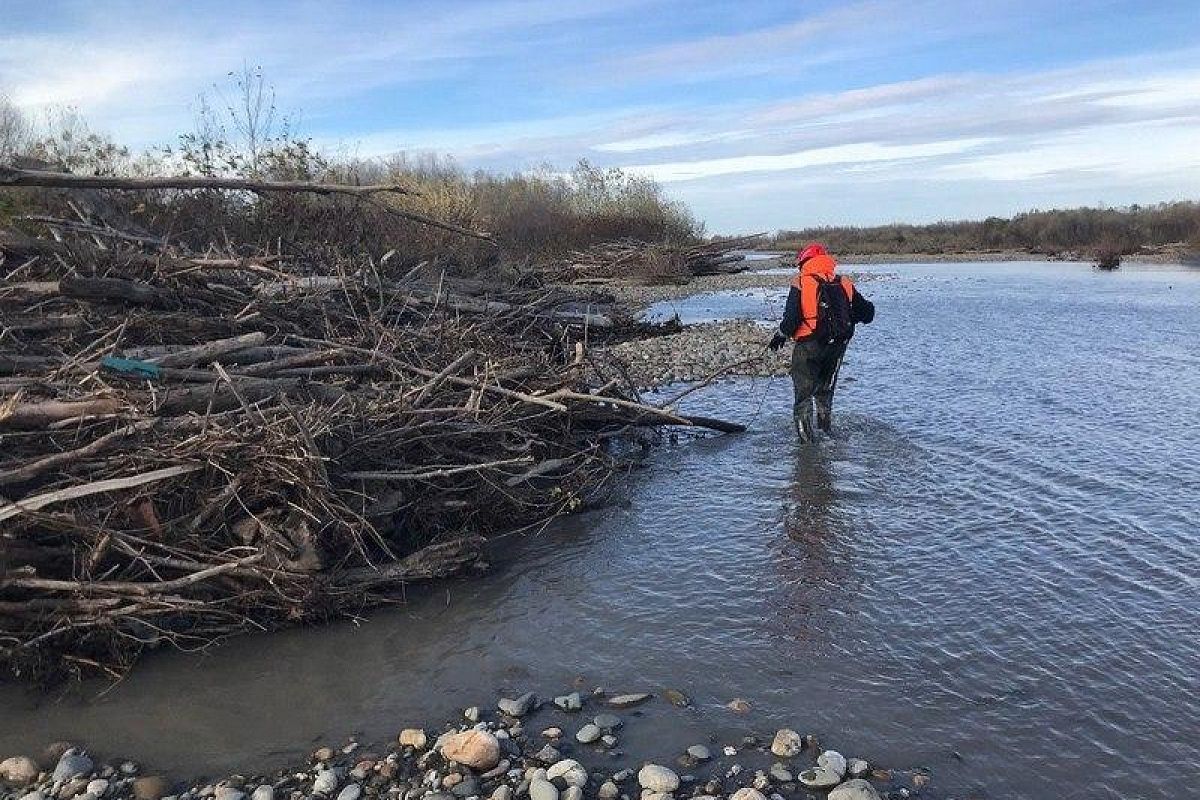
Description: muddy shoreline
xmin=0 ymin=690 xmax=924 ymax=800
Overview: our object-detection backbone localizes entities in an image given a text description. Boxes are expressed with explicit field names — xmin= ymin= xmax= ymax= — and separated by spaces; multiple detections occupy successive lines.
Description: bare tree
xmin=0 ymin=94 xmax=32 ymax=163
xmin=216 ymin=63 xmax=278 ymax=174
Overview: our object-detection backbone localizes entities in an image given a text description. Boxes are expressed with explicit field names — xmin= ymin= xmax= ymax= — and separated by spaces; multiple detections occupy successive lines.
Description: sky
xmin=2 ymin=0 xmax=1199 ymax=233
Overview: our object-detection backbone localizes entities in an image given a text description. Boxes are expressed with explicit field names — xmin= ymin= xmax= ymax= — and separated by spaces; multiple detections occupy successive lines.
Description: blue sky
xmin=2 ymin=0 xmax=1198 ymax=232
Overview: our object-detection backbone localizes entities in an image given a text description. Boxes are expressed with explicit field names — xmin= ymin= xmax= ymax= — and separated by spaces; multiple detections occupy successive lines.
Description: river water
xmin=3 ymin=261 xmax=1198 ymax=800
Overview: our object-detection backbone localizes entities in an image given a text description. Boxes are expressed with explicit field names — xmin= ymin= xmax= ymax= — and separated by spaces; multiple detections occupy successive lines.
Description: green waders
xmin=789 ymin=339 xmax=848 ymax=442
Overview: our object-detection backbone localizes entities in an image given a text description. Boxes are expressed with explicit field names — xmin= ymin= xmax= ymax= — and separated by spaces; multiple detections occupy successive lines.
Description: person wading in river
xmin=769 ymin=243 xmax=875 ymax=442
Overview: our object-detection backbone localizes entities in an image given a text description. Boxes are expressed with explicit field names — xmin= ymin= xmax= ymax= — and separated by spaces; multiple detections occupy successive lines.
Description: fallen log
xmin=150 ymin=378 xmax=345 ymax=416
xmin=0 ymin=464 xmax=201 ymax=523
xmin=546 ymin=388 xmax=746 ymax=434
xmin=0 ymin=167 xmax=495 ymax=242
xmin=150 ymin=332 xmax=268 ymax=368
xmin=0 ymin=421 xmax=153 ymax=486
xmin=0 ymin=355 xmax=58 ymax=375
xmin=59 ymin=275 xmax=185 ymax=309
xmin=1 ymin=397 xmax=126 ymax=428
xmin=0 ymin=166 xmax=417 ymax=198
xmin=332 ymin=536 xmax=486 ymax=589
xmin=0 ymin=553 xmax=265 ymax=596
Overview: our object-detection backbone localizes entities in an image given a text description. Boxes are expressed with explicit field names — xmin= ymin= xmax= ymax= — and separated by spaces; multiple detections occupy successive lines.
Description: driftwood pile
xmin=564 ymin=234 xmax=766 ymax=285
xmin=0 ymin=176 xmax=742 ymax=683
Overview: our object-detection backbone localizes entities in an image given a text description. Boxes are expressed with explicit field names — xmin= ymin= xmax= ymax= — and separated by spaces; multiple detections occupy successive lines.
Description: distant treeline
xmin=773 ymin=202 xmax=1200 ymax=257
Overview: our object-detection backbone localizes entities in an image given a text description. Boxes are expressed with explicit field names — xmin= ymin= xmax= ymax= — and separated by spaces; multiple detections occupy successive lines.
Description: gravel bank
xmin=0 ymin=689 xmax=937 ymax=800
xmin=598 ymin=268 xmax=889 ymax=391
xmin=603 ymin=266 xmax=889 ymax=311
xmin=605 ymin=322 xmax=788 ymax=391
xmin=602 ymin=270 xmax=789 ymax=309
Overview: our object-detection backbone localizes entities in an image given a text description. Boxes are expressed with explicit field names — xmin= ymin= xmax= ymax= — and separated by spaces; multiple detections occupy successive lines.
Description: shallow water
xmin=3 ymin=261 xmax=1199 ymax=800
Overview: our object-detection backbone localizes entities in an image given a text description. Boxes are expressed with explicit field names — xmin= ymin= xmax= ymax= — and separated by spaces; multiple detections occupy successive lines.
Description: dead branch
xmin=0 ymin=166 xmax=417 ymax=198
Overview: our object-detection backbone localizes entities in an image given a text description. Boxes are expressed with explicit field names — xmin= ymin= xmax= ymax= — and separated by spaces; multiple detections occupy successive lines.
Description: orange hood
xmin=799 ymin=253 xmax=838 ymax=280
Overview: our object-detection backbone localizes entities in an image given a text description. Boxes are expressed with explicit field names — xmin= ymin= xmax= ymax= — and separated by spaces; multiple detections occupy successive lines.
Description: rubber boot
xmin=815 ymin=393 xmax=833 ymax=433
xmin=794 ymin=399 xmax=815 ymax=443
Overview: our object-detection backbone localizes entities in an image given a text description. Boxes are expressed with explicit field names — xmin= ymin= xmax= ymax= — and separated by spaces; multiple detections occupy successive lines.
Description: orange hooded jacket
xmin=789 ymin=254 xmax=855 ymax=340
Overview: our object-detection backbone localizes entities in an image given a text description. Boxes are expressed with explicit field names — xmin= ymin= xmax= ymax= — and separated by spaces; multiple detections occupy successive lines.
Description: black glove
xmin=768 ymin=331 xmax=787 ymax=352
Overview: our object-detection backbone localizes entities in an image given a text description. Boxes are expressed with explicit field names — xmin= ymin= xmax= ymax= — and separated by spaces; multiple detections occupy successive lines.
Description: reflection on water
xmin=3 ymin=262 xmax=1199 ymax=800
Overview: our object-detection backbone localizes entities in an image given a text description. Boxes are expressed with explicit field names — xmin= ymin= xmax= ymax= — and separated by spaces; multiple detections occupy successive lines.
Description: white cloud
xmin=606 ymin=2 xmax=882 ymax=77
xmin=624 ymin=138 xmax=994 ymax=182
xmin=936 ymin=121 xmax=1200 ymax=182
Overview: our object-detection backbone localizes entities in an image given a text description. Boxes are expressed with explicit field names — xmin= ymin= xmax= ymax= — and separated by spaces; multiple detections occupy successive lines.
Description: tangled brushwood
xmin=0 ymin=172 xmax=741 ymax=683
xmin=562 ymin=234 xmax=765 ymax=285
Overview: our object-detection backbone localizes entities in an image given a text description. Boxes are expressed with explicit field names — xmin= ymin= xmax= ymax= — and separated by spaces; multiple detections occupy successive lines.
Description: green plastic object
xmin=100 ymin=355 xmax=162 ymax=379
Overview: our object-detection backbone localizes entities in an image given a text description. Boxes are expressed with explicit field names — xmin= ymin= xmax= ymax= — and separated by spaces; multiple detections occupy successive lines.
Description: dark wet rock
xmin=592 ymin=714 xmax=621 ymax=731
xmin=553 ymin=694 xmax=582 ymax=712
xmin=450 ymin=778 xmax=479 ymax=798
xmin=663 ymin=689 xmax=690 ymax=707
xmin=52 ymin=752 xmax=94 ymax=784
xmin=498 ymin=693 xmax=537 ymax=718
xmin=533 ymin=746 xmax=561 ymax=765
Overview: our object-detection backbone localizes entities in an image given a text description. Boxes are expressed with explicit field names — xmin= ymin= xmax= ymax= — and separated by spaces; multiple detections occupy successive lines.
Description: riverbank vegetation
xmin=0 ymin=80 xmax=700 ymax=273
xmin=772 ymin=202 xmax=1200 ymax=260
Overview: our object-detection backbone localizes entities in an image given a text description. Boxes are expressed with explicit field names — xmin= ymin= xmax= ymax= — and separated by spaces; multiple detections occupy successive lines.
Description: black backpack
xmin=813 ymin=276 xmax=854 ymax=343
